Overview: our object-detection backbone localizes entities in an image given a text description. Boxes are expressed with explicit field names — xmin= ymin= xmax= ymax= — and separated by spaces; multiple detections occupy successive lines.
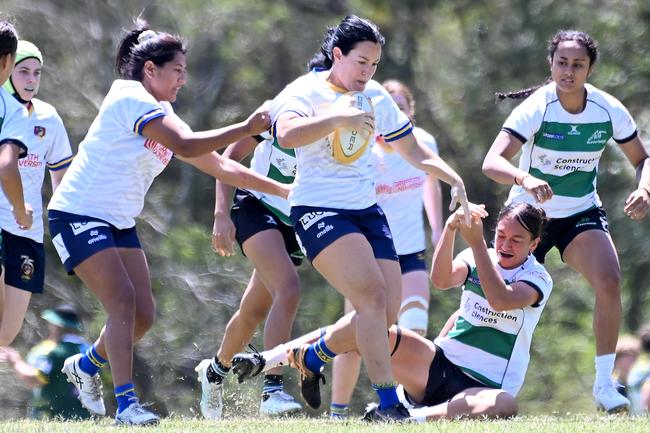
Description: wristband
xmin=515 ymin=174 xmax=530 ymax=186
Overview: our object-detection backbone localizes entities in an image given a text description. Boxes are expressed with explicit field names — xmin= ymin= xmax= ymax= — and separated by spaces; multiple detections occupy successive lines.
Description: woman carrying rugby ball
xmin=264 ymin=15 xmax=470 ymax=421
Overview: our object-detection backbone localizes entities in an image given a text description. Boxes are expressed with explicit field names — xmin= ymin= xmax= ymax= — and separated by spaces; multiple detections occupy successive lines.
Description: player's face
xmin=331 ymin=41 xmax=381 ymax=92
xmin=550 ymin=40 xmax=592 ymax=96
xmin=494 ymin=214 xmax=540 ymax=269
xmin=148 ymin=51 xmax=187 ymax=102
xmin=0 ymin=52 xmax=16 ymax=85
xmin=11 ymin=58 xmax=41 ymax=102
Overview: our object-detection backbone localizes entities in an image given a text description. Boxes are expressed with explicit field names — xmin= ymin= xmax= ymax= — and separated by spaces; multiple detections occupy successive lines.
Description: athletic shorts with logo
xmin=231 ymin=189 xmax=303 ymax=266
xmin=1 ymin=230 xmax=45 ymax=293
xmin=290 ymin=204 xmax=398 ymax=263
xmin=534 ymin=206 xmax=608 ymax=263
xmin=48 ymin=210 xmax=141 ymax=274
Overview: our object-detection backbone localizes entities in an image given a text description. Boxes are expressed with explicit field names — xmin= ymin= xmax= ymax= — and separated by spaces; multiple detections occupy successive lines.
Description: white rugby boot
xmin=259 ymin=390 xmax=302 ymax=416
xmin=115 ymin=400 xmax=160 ymax=426
xmin=593 ymin=380 xmax=630 ymax=413
xmin=61 ymin=353 xmax=106 ymax=416
xmin=195 ymin=358 xmax=224 ymax=419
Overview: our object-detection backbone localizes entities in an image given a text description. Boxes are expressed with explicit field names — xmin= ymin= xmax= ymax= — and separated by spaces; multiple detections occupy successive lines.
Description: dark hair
xmin=496 ymin=30 xmax=598 ymax=101
xmin=307 ymin=15 xmax=385 ymax=71
xmin=382 ymin=79 xmax=415 ymax=118
xmin=497 ymin=203 xmax=546 ymax=239
xmin=0 ymin=20 xmax=18 ymax=58
xmin=115 ymin=19 xmax=186 ymax=81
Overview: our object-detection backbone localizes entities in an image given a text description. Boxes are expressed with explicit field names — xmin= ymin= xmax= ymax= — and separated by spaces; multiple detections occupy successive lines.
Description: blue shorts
xmin=1 ymin=230 xmax=45 ymax=294
xmin=290 ymin=204 xmax=398 ymax=263
xmin=534 ymin=206 xmax=608 ymax=263
xmin=231 ymin=189 xmax=303 ymax=266
xmin=398 ymin=251 xmax=427 ymax=274
xmin=48 ymin=210 xmax=141 ymax=274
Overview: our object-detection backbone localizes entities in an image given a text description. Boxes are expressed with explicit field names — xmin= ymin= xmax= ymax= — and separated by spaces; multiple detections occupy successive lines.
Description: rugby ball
xmin=329 ymin=91 xmax=374 ymax=164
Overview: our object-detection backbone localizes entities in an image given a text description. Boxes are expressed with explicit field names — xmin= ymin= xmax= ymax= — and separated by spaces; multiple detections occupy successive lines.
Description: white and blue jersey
xmin=0 ymin=98 xmax=72 ymax=242
xmin=372 ymin=126 xmax=438 ymax=255
xmin=270 ymin=69 xmax=412 ymax=210
xmin=0 ymin=86 xmax=28 ymax=159
xmin=48 ymin=80 xmax=179 ymax=229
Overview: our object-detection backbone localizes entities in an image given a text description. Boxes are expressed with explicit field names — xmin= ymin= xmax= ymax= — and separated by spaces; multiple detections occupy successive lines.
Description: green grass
xmin=0 ymin=416 xmax=648 ymax=433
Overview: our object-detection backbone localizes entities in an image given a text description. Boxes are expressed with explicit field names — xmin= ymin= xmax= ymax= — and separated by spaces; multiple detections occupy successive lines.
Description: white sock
xmin=262 ymin=344 xmax=289 ymax=372
xmin=594 ymin=353 xmax=616 ymax=387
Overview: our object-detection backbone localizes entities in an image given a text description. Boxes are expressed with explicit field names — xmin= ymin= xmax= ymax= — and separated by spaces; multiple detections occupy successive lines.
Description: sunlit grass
xmin=0 ymin=415 xmax=648 ymax=433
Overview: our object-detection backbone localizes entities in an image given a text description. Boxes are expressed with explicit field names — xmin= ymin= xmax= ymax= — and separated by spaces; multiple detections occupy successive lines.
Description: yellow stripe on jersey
xmin=47 ymin=155 xmax=74 ymax=171
xmin=323 ymin=80 xmax=348 ymax=94
xmin=383 ymin=121 xmax=413 ymax=142
xmin=133 ymin=108 xmax=164 ymax=135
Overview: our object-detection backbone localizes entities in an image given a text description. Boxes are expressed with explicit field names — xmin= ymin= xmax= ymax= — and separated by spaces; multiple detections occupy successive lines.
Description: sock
xmin=263 ymin=344 xmax=289 ymax=370
xmin=304 ymin=337 xmax=337 ymax=373
xmin=78 ymin=344 xmax=108 ymax=376
xmin=330 ymin=403 xmax=349 ymax=418
xmin=372 ymin=383 xmax=399 ymax=410
xmin=262 ymin=374 xmax=283 ymax=395
xmin=208 ymin=357 xmax=230 ymax=384
xmin=595 ymin=353 xmax=616 ymax=387
xmin=115 ymin=383 xmax=137 ymax=413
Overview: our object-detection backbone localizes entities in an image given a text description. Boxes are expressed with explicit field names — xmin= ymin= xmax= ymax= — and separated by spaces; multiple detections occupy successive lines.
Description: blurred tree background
xmin=0 ymin=0 xmax=649 ymax=419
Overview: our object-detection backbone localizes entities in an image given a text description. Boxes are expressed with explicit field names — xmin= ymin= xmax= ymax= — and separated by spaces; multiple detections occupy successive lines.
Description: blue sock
xmin=304 ymin=337 xmax=337 ymax=373
xmin=373 ymin=383 xmax=399 ymax=410
xmin=115 ymin=383 xmax=138 ymax=413
xmin=78 ymin=344 xmax=108 ymax=376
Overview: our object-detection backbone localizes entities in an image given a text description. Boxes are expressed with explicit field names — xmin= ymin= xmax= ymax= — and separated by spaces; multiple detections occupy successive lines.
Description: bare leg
xmin=330 ymin=300 xmax=361 ymax=410
xmin=312 ymin=234 xmax=396 ymax=384
xmin=217 ymin=270 xmax=272 ymax=366
xmin=89 ymin=248 xmax=155 ymax=360
xmin=412 ymin=388 xmax=517 ymax=420
xmin=0 ymin=284 xmax=31 ymax=346
xmin=74 ymin=248 xmax=136 ymax=387
xmin=398 ymin=270 xmax=430 ymax=336
xmin=563 ymin=230 xmax=621 ymax=356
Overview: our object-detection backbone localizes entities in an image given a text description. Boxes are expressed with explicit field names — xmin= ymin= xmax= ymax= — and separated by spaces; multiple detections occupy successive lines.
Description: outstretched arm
xmin=212 ymin=136 xmax=262 ymax=256
xmin=179 ymin=151 xmax=289 ymax=199
xmin=482 ymin=131 xmax=553 ymax=203
xmin=141 ymin=107 xmax=270 ymax=158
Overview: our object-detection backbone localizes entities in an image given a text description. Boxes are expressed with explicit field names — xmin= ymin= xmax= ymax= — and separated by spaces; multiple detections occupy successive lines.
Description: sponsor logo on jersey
xmin=299 ymin=211 xmax=337 ymax=230
xmin=568 ymin=125 xmax=581 ymax=135
xmin=542 ymin=132 xmax=564 ymax=140
xmin=20 ymin=255 xmax=34 ymax=281
xmin=88 ymin=234 xmax=108 ymax=245
xmin=144 ymin=138 xmax=173 ymax=165
xmin=18 ymin=153 xmax=43 ymax=168
xmin=538 ymin=154 xmax=552 ymax=167
xmin=33 ymin=125 xmax=46 ymax=138
xmin=586 ymin=130 xmax=608 ymax=146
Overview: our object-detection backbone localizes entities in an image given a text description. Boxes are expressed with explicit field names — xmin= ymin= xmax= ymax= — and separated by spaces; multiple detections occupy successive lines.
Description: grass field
xmin=0 ymin=416 xmax=648 ymax=433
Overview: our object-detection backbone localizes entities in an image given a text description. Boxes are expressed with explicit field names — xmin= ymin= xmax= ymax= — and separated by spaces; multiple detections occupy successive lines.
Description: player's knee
xmin=355 ymin=285 xmax=387 ymax=314
xmin=134 ymin=302 xmax=156 ymax=338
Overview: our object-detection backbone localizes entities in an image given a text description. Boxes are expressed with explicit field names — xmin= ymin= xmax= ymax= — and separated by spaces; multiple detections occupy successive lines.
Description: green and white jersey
xmin=246 ymin=132 xmax=295 ymax=225
xmin=434 ymin=248 xmax=553 ymax=396
xmin=503 ymin=82 xmax=637 ymax=218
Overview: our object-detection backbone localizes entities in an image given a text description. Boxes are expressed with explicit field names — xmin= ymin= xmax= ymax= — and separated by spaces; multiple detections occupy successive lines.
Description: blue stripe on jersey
xmin=133 ymin=108 xmax=165 ymax=135
xmin=47 ymin=155 xmax=74 ymax=171
xmin=383 ymin=120 xmax=413 ymax=142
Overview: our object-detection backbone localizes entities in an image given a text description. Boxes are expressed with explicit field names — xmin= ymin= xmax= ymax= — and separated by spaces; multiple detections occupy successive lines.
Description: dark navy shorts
xmin=231 ymin=189 xmax=303 ymax=266
xmin=534 ymin=206 xmax=608 ymax=263
xmin=398 ymin=251 xmax=426 ymax=274
xmin=290 ymin=204 xmax=398 ymax=263
xmin=1 ymin=230 xmax=45 ymax=294
xmin=48 ymin=210 xmax=141 ymax=275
